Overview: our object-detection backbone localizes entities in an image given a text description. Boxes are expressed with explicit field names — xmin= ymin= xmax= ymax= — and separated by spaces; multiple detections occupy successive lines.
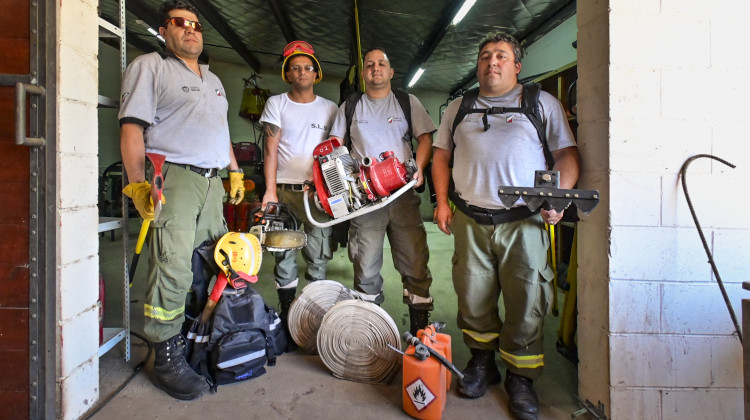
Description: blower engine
xmin=304 ymin=138 xmax=418 ymax=228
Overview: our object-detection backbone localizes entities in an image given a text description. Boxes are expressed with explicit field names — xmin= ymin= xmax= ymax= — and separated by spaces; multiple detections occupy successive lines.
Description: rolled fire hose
xmin=287 ymin=280 xmax=357 ymax=353
xmin=316 ymin=299 xmax=402 ymax=383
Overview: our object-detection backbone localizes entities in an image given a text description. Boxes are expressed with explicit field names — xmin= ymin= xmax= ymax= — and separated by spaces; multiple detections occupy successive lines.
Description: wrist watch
xmin=228 ymin=168 xmax=243 ymax=174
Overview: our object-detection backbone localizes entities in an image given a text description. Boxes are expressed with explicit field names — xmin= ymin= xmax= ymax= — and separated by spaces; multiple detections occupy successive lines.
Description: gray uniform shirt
xmin=330 ymin=91 xmax=436 ymax=163
xmin=433 ymin=84 xmax=576 ymax=209
xmin=118 ymin=51 xmax=231 ymax=169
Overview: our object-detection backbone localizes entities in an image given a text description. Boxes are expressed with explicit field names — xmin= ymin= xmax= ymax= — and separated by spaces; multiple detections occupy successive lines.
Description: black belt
xmin=279 ymin=183 xmax=305 ymax=192
xmin=169 ymin=162 xmax=219 ymax=178
xmin=450 ymin=191 xmax=538 ymax=225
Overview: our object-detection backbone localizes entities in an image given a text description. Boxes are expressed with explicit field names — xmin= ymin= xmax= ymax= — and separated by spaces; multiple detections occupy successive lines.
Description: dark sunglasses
xmin=164 ymin=16 xmax=203 ymax=32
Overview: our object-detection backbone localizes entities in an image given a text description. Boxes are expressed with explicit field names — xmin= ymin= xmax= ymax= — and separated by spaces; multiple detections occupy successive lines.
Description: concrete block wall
xmin=57 ymin=0 xmax=101 ymax=418
xmin=578 ymin=1 xmax=749 ymax=419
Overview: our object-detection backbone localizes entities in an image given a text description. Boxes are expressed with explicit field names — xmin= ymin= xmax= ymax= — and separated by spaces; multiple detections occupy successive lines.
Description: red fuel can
xmin=402 ymin=325 xmax=453 ymax=419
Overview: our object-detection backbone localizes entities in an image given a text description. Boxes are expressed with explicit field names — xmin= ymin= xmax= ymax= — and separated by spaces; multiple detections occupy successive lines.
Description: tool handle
xmin=208 ymin=272 xmax=229 ymax=302
xmin=201 ymin=273 xmax=229 ymax=323
xmin=135 ymin=219 xmax=150 ymax=254
xmin=128 ymin=254 xmax=140 ymax=287
xmin=128 ymin=219 xmax=151 ymax=286
xmin=304 ymin=179 xmax=417 ymax=228
xmin=200 ymin=300 xmax=218 ymax=324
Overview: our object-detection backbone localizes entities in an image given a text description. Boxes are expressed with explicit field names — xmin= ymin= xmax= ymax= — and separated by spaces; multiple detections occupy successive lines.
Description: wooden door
xmin=0 ymin=0 xmax=52 ymax=418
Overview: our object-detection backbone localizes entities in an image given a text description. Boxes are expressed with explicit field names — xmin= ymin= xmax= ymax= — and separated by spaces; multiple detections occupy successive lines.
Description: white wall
xmin=57 ymin=0 xmax=101 ymax=419
xmin=578 ymin=2 xmax=748 ymax=419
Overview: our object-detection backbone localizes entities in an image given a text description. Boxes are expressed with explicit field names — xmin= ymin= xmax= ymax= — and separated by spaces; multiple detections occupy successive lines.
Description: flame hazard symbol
xmin=405 ymin=378 xmax=436 ymax=412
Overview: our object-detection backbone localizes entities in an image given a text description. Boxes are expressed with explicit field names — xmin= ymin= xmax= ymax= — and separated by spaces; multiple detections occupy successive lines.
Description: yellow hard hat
xmin=281 ymin=40 xmax=323 ymax=84
xmin=214 ymin=232 xmax=262 ymax=287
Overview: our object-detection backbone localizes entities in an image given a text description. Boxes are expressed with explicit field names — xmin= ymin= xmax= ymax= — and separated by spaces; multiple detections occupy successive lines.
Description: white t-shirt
xmin=259 ymin=93 xmax=338 ymax=183
xmin=433 ymin=84 xmax=577 ymax=209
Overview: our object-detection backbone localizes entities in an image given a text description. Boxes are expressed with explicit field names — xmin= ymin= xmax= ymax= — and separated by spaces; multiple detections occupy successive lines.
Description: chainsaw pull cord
xmin=679 ymin=154 xmax=741 ymax=345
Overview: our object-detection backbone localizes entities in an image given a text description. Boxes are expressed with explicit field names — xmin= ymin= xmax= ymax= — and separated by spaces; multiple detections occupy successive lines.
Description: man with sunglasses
xmin=118 ymin=0 xmax=244 ymax=400
xmin=258 ymin=41 xmax=338 ymax=350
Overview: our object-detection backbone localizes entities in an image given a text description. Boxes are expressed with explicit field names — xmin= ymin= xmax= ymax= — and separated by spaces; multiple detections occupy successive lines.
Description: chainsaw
xmin=249 ymin=201 xmax=307 ymax=252
xmin=303 ymin=138 xmax=418 ymax=228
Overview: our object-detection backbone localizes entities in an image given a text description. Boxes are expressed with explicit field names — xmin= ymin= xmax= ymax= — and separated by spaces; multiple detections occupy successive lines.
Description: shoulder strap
xmin=450 ymin=87 xmax=480 ymax=141
xmin=447 ymin=88 xmax=479 ymax=174
xmin=344 ymin=90 xmax=364 ymax=147
xmin=521 ymin=82 xmax=554 ymax=169
xmin=392 ymin=88 xmax=412 ymax=141
xmin=449 ymin=83 xmax=553 ymax=169
xmin=346 ymin=89 xmax=414 ymax=149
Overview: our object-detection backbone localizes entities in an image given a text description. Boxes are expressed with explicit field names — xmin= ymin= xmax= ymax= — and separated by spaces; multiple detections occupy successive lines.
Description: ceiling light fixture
xmin=137 ymin=19 xmax=165 ymax=44
xmin=147 ymin=28 xmax=166 ymax=44
xmin=408 ymin=67 xmax=425 ymax=88
xmin=451 ymin=0 xmax=477 ymax=26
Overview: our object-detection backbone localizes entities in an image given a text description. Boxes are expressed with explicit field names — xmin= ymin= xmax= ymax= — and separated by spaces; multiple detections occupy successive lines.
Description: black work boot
xmin=277 ymin=287 xmax=298 ymax=351
xmin=457 ymin=349 xmax=501 ymax=398
xmin=153 ymin=334 xmax=210 ymax=400
xmin=505 ymin=371 xmax=539 ymax=420
xmin=408 ymin=307 xmax=429 ymax=335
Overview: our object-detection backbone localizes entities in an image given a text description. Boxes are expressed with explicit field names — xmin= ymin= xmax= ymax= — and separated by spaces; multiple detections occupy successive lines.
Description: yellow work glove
xmin=228 ymin=171 xmax=245 ymax=205
xmin=123 ymin=181 xmax=154 ymax=220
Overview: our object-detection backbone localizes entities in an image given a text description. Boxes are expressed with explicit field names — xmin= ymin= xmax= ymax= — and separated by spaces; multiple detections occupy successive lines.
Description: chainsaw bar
xmin=261 ymin=229 xmax=307 ymax=251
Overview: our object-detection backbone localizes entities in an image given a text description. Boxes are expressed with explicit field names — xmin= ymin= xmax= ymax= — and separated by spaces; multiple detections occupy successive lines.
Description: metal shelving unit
xmin=97 ymin=0 xmax=130 ymax=361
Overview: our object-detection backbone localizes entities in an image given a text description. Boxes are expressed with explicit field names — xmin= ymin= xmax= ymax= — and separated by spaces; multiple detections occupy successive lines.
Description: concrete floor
xmin=91 ymin=219 xmax=582 ymax=420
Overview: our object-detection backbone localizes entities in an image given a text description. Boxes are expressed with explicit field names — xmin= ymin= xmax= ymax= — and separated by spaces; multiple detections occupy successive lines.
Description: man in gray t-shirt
xmin=329 ymin=47 xmax=435 ymax=335
xmin=118 ymin=0 xmax=244 ymax=401
xmin=432 ymin=33 xmax=580 ymax=420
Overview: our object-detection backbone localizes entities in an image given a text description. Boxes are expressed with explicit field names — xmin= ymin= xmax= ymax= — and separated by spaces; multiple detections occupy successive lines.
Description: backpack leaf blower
xmin=303 ymin=138 xmax=418 ymax=228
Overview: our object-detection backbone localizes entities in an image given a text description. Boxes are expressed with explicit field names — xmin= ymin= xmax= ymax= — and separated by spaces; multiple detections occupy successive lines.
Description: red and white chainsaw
xmin=304 ymin=138 xmax=417 ymax=227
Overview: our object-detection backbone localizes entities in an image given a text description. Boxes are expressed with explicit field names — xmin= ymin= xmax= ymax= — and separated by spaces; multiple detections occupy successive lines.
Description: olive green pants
xmin=348 ymin=190 xmax=433 ymax=310
xmin=451 ymin=209 xmax=554 ymax=379
xmin=143 ymin=163 xmax=227 ymax=342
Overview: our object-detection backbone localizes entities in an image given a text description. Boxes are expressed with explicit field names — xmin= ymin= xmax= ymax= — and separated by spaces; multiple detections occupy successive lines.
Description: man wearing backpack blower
xmin=329 ymin=47 xmax=435 ymax=335
xmin=432 ymin=32 xmax=580 ymax=420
